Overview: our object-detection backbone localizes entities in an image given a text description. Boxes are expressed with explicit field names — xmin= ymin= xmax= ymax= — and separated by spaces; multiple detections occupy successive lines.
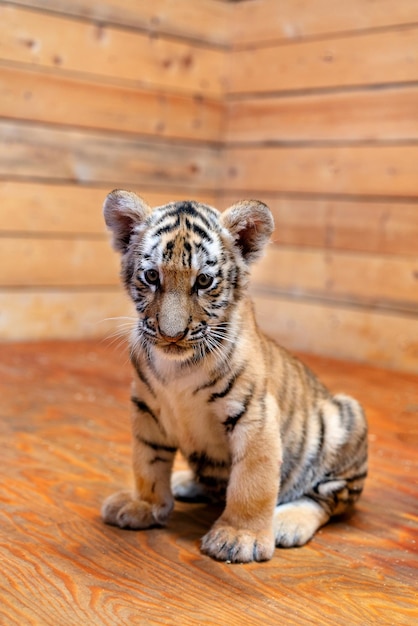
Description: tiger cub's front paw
xmin=201 ymin=524 xmax=275 ymax=563
xmin=101 ymin=490 xmax=173 ymax=529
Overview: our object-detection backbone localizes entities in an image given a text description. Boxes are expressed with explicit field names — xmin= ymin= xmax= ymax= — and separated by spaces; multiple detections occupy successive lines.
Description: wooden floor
xmin=1 ymin=340 xmax=417 ymax=625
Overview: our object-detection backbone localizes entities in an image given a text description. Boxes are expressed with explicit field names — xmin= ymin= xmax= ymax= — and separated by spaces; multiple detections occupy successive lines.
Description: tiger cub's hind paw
xmin=274 ymin=497 xmax=329 ymax=547
xmin=171 ymin=470 xmax=208 ymax=502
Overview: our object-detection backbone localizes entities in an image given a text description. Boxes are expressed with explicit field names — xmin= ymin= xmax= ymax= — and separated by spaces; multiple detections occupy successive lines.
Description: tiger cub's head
xmin=104 ymin=190 xmax=273 ymax=364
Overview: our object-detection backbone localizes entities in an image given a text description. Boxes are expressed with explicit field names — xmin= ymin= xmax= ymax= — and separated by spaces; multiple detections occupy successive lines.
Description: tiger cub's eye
xmin=196 ymin=273 xmax=214 ymax=290
xmin=143 ymin=269 xmax=159 ymax=286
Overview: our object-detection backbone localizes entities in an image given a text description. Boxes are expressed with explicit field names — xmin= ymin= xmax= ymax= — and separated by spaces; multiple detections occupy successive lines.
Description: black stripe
xmin=280 ymin=416 xmax=309 ymax=490
xmin=130 ymin=353 xmax=156 ymax=398
xmin=197 ymin=475 xmax=227 ymax=489
xmin=182 ymin=239 xmax=192 ymax=268
xmin=334 ymin=397 xmax=356 ymax=433
xmin=305 ymin=494 xmax=334 ymax=516
xmin=153 ymin=202 xmax=217 ymax=230
xmin=346 ymin=470 xmax=368 ymax=482
xmin=317 ymin=409 xmax=326 ymax=456
xmin=190 ymin=222 xmax=213 ymax=243
xmin=150 ymin=455 xmax=171 ymax=465
xmin=188 ymin=451 xmax=229 ymax=471
xmin=208 ymin=364 xmax=246 ymax=403
xmin=223 ymin=384 xmax=254 ymax=433
xmin=152 ymin=204 xmax=179 ymax=225
xmin=192 ymin=240 xmax=212 ymax=259
xmin=179 ymin=203 xmax=215 ymax=230
xmin=295 ymin=410 xmax=326 ymax=489
xmin=193 ymin=369 xmax=227 ymax=394
xmin=210 ymin=300 xmax=230 ymax=310
xmin=131 ymin=396 xmax=159 ymax=426
xmin=137 ymin=436 xmax=177 ymax=454
xmin=162 ymin=239 xmax=175 ymax=262
xmin=227 ymin=264 xmax=240 ymax=290
xmin=132 ymin=297 xmax=147 ymax=314
xmin=152 ymin=219 xmax=181 ymax=237
xmin=123 ymin=256 xmax=136 ymax=290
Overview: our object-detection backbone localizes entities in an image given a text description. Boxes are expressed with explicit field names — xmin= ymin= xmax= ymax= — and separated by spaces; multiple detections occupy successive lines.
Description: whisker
xmin=208 ymin=332 xmax=235 ymax=344
xmin=203 ymin=334 xmax=229 ymax=364
xmin=99 ymin=315 xmax=138 ymax=355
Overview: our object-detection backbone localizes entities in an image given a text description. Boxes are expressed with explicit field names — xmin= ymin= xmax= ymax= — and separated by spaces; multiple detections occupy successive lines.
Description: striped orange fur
xmin=101 ymin=190 xmax=368 ymax=563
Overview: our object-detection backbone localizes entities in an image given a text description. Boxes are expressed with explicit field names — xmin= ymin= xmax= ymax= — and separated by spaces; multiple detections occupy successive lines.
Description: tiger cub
xmin=102 ymin=190 xmax=368 ymax=563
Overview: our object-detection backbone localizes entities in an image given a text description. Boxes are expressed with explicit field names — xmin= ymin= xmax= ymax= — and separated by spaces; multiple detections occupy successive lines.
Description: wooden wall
xmin=223 ymin=0 xmax=418 ymax=373
xmin=1 ymin=0 xmax=417 ymax=373
xmin=0 ymin=0 xmax=227 ymax=340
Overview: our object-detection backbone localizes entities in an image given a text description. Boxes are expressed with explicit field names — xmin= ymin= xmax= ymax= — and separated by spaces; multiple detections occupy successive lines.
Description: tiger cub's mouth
xmin=156 ymin=338 xmax=196 ymax=359
xmin=159 ymin=342 xmax=188 ymax=354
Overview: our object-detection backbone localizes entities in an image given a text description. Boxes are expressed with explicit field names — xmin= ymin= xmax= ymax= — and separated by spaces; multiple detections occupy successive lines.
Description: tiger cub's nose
xmin=159 ymin=329 xmax=187 ymax=343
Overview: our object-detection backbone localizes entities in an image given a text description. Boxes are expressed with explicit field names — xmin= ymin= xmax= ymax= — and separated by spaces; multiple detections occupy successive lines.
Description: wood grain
xmin=219 ymin=193 xmax=418 ymax=257
xmin=0 ymin=182 xmax=219 ymax=235
xmin=252 ymin=292 xmax=418 ymax=373
xmin=227 ymin=86 xmax=418 ymax=142
xmin=251 ymin=246 xmax=418 ymax=312
xmin=31 ymin=238 xmax=418 ymax=294
xmin=0 ymin=289 xmax=134 ymax=340
xmin=0 ymin=65 xmax=224 ymax=142
xmin=0 ymin=239 xmax=120 ymax=287
xmin=229 ymin=26 xmax=418 ymax=94
xmin=0 ymin=0 xmax=417 ymax=381
xmin=0 ymin=339 xmax=416 ymax=624
xmin=232 ymin=0 xmax=418 ymax=46
xmin=224 ymin=145 xmax=418 ymax=196
xmin=9 ymin=0 xmax=230 ymax=46
xmin=0 ymin=4 xmax=226 ymax=95
xmin=0 ymin=121 xmax=221 ymax=189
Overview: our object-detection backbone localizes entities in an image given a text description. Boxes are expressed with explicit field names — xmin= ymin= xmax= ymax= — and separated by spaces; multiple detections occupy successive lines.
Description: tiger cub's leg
xmin=200 ymin=402 xmax=281 ymax=563
xmin=102 ymin=436 xmax=176 ymax=529
xmin=275 ymin=393 xmax=368 ymax=547
xmin=102 ymin=402 xmax=177 ymax=529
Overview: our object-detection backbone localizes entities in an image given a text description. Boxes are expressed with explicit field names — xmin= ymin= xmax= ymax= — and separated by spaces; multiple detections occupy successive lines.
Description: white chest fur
xmin=144 ymin=356 xmax=230 ymax=463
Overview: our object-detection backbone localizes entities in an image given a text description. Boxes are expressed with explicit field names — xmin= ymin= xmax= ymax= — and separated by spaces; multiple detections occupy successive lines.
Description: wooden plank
xmin=251 ymin=246 xmax=418 ymax=311
xmin=229 ymin=26 xmax=418 ymax=94
xmin=232 ymin=0 xmax=418 ymax=46
xmin=3 ymin=236 xmax=415 ymax=318
xmin=0 ymin=289 xmax=134 ymax=340
xmin=0 ymin=340 xmax=417 ymax=623
xmin=252 ymin=293 xmax=418 ymax=373
xmin=227 ymin=87 xmax=418 ymax=142
xmin=0 ymin=65 xmax=224 ymax=142
xmin=0 ymin=239 xmax=121 ymax=287
xmin=2 ymin=250 xmax=416 ymax=366
xmin=0 ymin=121 xmax=221 ymax=189
xmin=223 ymin=145 xmax=418 ymax=196
xmin=9 ymin=0 xmax=230 ymax=46
xmin=0 ymin=4 xmax=226 ymax=96
xmin=219 ymin=194 xmax=418 ymax=257
xmin=0 ymin=182 xmax=218 ymax=235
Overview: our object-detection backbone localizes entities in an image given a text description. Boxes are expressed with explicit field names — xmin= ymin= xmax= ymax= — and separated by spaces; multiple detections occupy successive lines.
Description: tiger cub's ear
xmin=221 ymin=200 xmax=274 ymax=264
xmin=103 ymin=189 xmax=151 ymax=253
